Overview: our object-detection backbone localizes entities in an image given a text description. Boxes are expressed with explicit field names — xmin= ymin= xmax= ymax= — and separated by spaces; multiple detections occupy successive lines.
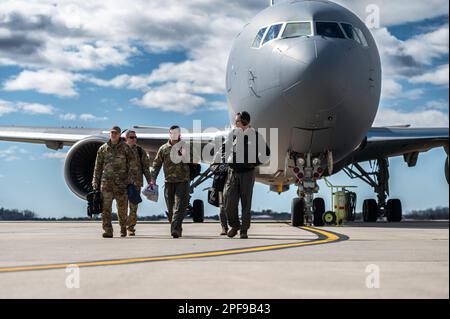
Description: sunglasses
xmin=128 ymin=136 xmax=137 ymax=140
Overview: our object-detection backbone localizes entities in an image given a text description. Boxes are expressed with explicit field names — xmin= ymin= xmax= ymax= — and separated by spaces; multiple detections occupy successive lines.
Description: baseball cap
xmin=110 ymin=126 xmax=121 ymax=134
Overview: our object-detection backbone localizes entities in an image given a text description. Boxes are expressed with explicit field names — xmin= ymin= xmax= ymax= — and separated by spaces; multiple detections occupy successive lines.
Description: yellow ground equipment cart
xmin=323 ymin=178 xmax=357 ymax=226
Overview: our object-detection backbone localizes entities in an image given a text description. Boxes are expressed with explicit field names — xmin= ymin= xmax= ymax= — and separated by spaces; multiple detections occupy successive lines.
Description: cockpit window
xmin=341 ymin=23 xmax=360 ymax=42
xmin=262 ymin=24 xmax=283 ymax=45
xmin=252 ymin=27 xmax=268 ymax=48
xmin=341 ymin=23 xmax=369 ymax=47
xmin=354 ymin=27 xmax=369 ymax=47
xmin=316 ymin=22 xmax=345 ymax=39
xmin=282 ymin=22 xmax=312 ymax=38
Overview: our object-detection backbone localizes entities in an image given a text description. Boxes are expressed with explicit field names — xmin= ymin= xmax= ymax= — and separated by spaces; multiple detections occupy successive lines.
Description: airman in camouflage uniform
xmin=92 ymin=126 xmax=137 ymax=238
xmin=125 ymin=130 xmax=152 ymax=236
xmin=150 ymin=125 xmax=191 ymax=238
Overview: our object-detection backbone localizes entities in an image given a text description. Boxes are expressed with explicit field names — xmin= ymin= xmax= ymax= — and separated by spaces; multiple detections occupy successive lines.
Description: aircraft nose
xmin=280 ymin=38 xmax=350 ymax=113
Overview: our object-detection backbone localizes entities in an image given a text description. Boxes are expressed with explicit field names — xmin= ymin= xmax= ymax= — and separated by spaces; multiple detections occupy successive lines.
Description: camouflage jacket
xmin=129 ymin=144 xmax=152 ymax=188
xmin=150 ymin=141 xmax=191 ymax=183
xmin=92 ymin=140 xmax=137 ymax=191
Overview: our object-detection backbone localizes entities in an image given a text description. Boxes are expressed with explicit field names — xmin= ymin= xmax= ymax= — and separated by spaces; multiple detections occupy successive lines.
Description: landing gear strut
xmin=290 ymin=151 xmax=330 ymax=226
xmin=343 ymin=158 xmax=402 ymax=222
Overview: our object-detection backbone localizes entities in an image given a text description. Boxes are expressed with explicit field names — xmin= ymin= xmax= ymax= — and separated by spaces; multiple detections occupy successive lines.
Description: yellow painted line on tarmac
xmin=0 ymin=226 xmax=347 ymax=273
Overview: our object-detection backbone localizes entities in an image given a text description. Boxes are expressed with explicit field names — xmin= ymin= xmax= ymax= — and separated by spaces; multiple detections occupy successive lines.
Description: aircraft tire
xmin=363 ymin=199 xmax=378 ymax=222
xmin=291 ymin=198 xmax=305 ymax=227
xmin=386 ymin=199 xmax=402 ymax=222
xmin=313 ymin=198 xmax=326 ymax=227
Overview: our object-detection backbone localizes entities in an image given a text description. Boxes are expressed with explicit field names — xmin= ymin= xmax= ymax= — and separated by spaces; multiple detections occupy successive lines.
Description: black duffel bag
xmin=207 ymin=164 xmax=229 ymax=207
xmin=87 ymin=190 xmax=103 ymax=218
xmin=127 ymin=184 xmax=143 ymax=205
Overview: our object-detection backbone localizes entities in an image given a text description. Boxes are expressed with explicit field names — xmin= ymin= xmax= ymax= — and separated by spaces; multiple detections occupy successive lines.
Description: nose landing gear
xmin=290 ymin=152 xmax=329 ymax=226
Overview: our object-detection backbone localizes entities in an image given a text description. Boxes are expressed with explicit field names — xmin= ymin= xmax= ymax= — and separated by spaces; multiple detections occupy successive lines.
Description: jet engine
xmin=445 ymin=157 xmax=449 ymax=184
xmin=64 ymin=137 xmax=107 ymax=199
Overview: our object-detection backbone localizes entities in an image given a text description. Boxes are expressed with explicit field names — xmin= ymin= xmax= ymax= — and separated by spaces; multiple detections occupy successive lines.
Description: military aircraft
xmin=0 ymin=0 xmax=448 ymax=226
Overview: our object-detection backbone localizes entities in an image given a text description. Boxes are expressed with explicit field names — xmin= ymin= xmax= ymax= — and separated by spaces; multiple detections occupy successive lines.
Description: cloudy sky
xmin=0 ymin=0 xmax=448 ymax=218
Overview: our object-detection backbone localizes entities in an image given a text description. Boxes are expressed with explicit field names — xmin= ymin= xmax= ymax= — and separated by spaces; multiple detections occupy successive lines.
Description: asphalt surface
xmin=0 ymin=221 xmax=448 ymax=299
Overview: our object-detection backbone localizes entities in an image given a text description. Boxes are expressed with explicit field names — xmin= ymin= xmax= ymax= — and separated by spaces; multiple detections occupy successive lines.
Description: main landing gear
xmin=343 ymin=158 xmax=402 ymax=223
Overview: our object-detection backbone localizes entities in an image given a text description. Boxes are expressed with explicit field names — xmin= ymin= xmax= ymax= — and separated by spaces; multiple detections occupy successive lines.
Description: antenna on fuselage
xmin=270 ymin=0 xmax=275 ymax=6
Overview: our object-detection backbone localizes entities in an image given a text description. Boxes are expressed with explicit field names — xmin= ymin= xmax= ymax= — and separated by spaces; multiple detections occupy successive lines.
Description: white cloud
xmin=18 ymin=102 xmax=55 ymax=115
xmin=0 ymin=0 xmax=256 ymax=71
xmin=410 ymin=64 xmax=449 ymax=86
xmin=0 ymin=0 xmax=250 ymax=108
xmin=381 ymin=79 xmax=424 ymax=100
xmin=131 ymin=83 xmax=206 ymax=114
xmin=59 ymin=113 xmax=77 ymax=121
xmin=206 ymin=101 xmax=228 ymax=112
xmin=43 ymin=152 xmax=67 ymax=159
xmin=0 ymin=99 xmax=55 ymax=116
xmin=373 ymin=25 xmax=449 ymax=78
xmin=374 ymin=109 xmax=449 ymax=127
xmin=425 ymin=100 xmax=449 ymax=111
xmin=79 ymin=113 xmax=108 ymax=122
xmin=335 ymin=0 xmax=449 ymax=27
xmin=0 ymin=146 xmax=28 ymax=162
xmin=3 ymin=69 xmax=82 ymax=97
xmin=403 ymin=26 xmax=449 ymax=65
xmin=0 ymin=99 xmax=17 ymax=117
xmin=58 ymin=112 xmax=107 ymax=121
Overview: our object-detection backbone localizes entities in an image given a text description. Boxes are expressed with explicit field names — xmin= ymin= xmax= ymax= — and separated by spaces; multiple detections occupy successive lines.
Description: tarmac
xmin=0 ymin=220 xmax=448 ymax=299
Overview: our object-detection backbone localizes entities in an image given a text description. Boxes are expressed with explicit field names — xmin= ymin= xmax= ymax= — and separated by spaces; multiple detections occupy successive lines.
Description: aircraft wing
xmin=0 ymin=126 xmax=109 ymax=149
xmin=349 ymin=127 xmax=449 ymax=164
xmin=0 ymin=125 xmax=229 ymax=153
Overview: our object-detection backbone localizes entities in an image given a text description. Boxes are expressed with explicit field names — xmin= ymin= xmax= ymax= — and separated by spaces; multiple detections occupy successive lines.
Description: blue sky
xmin=0 ymin=0 xmax=448 ymax=218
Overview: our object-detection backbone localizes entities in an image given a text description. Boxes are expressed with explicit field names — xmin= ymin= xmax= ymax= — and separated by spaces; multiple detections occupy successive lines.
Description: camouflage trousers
xmin=223 ymin=169 xmax=256 ymax=232
xmin=101 ymin=185 xmax=128 ymax=234
xmin=127 ymin=187 xmax=141 ymax=232
xmin=164 ymin=181 xmax=190 ymax=234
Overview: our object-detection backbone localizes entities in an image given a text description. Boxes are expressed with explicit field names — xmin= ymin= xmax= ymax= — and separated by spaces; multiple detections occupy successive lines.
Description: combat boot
xmin=240 ymin=231 xmax=248 ymax=239
xmin=128 ymin=230 xmax=136 ymax=237
xmin=120 ymin=227 xmax=127 ymax=237
xmin=220 ymin=227 xmax=229 ymax=236
xmin=171 ymin=230 xmax=180 ymax=238
xmin=102 ymin=232 xmax=113 ymax=238
xmin=227 ymin=227 xmax=239 ymax=238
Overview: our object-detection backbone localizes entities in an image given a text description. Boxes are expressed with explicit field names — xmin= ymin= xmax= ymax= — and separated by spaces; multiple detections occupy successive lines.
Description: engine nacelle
xmin=64 ymin=137 xmax=107 ymax=199
xmin=445 ymin=157 xmax=449 ymax=184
